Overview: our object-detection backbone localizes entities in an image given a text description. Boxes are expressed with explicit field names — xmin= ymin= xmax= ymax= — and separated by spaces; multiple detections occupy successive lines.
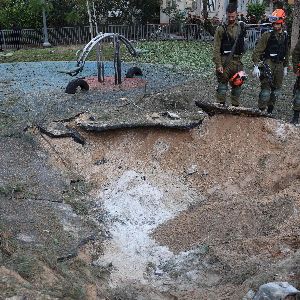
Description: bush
xmin=247 ymin=1 xmax=266 ymax=22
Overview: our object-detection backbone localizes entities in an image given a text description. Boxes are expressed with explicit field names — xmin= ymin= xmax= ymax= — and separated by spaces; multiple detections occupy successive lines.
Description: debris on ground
xmin=1 ymin=61 xmax=300 ymax=299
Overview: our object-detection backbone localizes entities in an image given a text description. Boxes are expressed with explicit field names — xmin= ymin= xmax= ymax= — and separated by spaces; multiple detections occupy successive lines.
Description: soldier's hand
xmin=217 ymin=67 xmax=223 ymax=73
xmin=252 ymin=65 xmax=260 ymax=79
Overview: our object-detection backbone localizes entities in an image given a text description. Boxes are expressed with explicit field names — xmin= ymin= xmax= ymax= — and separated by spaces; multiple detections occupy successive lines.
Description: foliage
xmin=49 ymin=0 xmax=88 ymax=27
xmin=137 ymin=0 xmax=160 ymax=23
xmin=0 ymin=0 xmax=87 ymax=28
xmin=247 ymin=1 xmax=266 ymax=21
xmin=162 ymin=1 xmax=187 ymax=25
xmin=0 ymin=0 xmax=45 ymax=29
xmin=284 ymin=2 xmax=293 ymax=38
xmin=92 ymin=0 xmax=160 ymax=25
xmin=0 ymin=0 xmax=160 ymax=29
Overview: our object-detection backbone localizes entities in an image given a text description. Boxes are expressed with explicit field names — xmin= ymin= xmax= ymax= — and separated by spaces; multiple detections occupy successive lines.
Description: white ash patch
xmin=263 ymin=119 xmax=294 ymax=143
xmin=95 ymin=169 xmax=201 ymax=286
xmin=275 ymin=121 xmax=289 ymax=141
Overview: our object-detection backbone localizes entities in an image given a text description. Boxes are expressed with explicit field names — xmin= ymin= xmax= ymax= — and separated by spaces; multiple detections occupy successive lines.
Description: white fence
xmin=0 ymin=24 xmax=262 ymax=50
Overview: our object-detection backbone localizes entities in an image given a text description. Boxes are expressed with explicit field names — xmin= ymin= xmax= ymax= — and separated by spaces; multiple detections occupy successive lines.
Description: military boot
xmin=291 ymin=110 xmax=300 ymax=125
xmin=216 ymin=83 xmax=228 ymax=105
xmin=258 ymin=89 xmax=270 ymax=111
xmin=231 ymin=86 xmax=241 ymax=107
xmin=267 ymin=105 xmax=274 ymax=114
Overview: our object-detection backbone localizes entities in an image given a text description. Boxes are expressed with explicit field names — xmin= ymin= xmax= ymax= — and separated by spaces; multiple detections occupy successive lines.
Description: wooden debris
xmin=195 ymin=100 xmax=274 ymax=118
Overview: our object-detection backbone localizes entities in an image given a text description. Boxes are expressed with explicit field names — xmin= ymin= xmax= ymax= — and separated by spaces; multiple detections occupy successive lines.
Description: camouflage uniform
xmin=252 ymin=30 xmax=289 ymax=110
xmin=292 ymin=38 xmax=300 ymax=111
xmin=213 ymin=20 xmax=246 ymax=106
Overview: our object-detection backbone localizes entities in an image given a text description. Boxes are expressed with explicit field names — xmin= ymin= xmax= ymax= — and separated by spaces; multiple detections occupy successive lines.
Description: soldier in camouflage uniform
xmin=252 ymin=9 xmax=289 ymax=114
xmin=213 ymin=3 xmax=247 ymax=107
xmin=291 ymin=38 xmax=300 ymax=124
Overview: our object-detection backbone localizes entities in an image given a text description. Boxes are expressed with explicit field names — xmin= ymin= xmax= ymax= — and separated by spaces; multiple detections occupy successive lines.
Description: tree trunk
xmin=202 ymin=0 xmax=208 ymax=19
xmin=86 ymin=0 xmax=93 ymax=39
xmin=291 ymin=0 xmax=300 ymax=51
xmin=195 ymin=100 xmax=273 ymax=118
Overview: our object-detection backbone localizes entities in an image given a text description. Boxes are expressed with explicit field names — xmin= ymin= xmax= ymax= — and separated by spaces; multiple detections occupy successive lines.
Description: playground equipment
xmin=64 ymin=32 xmax=145 ymax=94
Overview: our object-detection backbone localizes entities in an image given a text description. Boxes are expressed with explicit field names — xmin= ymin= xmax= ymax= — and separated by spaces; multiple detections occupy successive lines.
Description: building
xmin=160 ymin=0 xmax=268 ymax=24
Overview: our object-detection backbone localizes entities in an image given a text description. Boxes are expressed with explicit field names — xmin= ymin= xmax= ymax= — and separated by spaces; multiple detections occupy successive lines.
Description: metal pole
xmin=42 ymin=0 xmax=51 ymax=47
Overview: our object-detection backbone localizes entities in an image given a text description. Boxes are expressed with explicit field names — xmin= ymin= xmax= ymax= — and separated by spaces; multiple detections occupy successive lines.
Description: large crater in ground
xmin=39 ymin=114 xmax=300 ymax=299
xmin=1 ymin=61 xmax=300 ymax=299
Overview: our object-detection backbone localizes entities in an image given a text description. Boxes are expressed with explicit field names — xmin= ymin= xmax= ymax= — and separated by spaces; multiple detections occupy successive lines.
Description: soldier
xmin=252 ymin=9 xmax=289 ymax=114
xmin=213 ymin=3 xmax=247 ymax=107
xmin=291 ymin=38 xmax=300 ymax=124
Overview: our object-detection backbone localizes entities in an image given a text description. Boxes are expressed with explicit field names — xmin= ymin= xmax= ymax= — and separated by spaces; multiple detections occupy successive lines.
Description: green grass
xmin=0 ymin=40 xmax=255 ymax=76
xmin=123 ymin=40 xmax=215 ymax=70
xmin=0 ymin=41 xmax=214 ymax=69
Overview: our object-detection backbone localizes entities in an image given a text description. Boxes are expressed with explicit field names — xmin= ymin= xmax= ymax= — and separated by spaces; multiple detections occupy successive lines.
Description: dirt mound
xmin=36 ymin=114 xmax=300 ymax=299
xmin=85 ymin=76 xmax=146 ymax=91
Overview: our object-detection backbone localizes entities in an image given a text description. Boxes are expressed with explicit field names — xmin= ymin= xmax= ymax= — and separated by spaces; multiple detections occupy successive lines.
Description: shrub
xmin=247 ymin=1 xmax=266 ymax=22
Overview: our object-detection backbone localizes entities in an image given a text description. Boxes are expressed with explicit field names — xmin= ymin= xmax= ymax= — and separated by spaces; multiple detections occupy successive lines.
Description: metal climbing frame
xmin=66 ymin=32 xmax=143 ymax=85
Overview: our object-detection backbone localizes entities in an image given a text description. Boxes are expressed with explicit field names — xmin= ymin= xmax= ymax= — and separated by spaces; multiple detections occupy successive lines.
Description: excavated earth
xmin=0 ymin=61 xmax=300 ymax=300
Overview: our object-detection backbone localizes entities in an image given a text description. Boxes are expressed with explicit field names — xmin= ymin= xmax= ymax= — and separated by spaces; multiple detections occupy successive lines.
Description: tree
xmin=84 ymin=0 xmax=159 ymax=25
xmin=162 ymin=1 xmax=186 ymax=25
xmin=0 ymin=0 xmax=160 ymax=28
xmin=131 ymin=0 xmax=160 ymax=24
xmin=202 ymin=0 xmax=208 ymax=19
xmin=247 ymin=1 xmax=266 ymax=22
xmin=49 ymin=0 xmax=88 ymax=27
xmin=0 ymin=0 xmax=45 ymax=28
xmin=291 ymin=0 xmax=300 ymax=51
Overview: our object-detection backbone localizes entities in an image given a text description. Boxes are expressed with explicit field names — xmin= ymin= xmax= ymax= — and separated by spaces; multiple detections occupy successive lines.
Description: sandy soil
xmin=86 ymin=76 xmax=146 ymax=91
xmin=37 ymin=114 xmax=300 ymax=299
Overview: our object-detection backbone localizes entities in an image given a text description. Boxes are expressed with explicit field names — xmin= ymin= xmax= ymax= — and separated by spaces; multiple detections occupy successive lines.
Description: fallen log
xmin=195 ymin=100 xmax=274 ymax=118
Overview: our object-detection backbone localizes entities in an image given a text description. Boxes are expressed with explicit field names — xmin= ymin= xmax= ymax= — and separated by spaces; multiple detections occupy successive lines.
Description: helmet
xmin=269 ymin=9 xmax=286 ymax=24
xmin=229 ymin=71 xmax=247 ymax=87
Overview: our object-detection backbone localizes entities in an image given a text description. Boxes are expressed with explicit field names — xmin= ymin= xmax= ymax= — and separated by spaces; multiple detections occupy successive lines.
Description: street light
xmin=42 ymin=0 xmax=51 ymax=47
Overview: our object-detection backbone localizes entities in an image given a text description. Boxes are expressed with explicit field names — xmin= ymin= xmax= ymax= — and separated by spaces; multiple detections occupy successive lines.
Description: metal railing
xmin=0 ymin=24 xmax=262 ymax=50
xmin=246 ymin=28 xmax=262 ymax=50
